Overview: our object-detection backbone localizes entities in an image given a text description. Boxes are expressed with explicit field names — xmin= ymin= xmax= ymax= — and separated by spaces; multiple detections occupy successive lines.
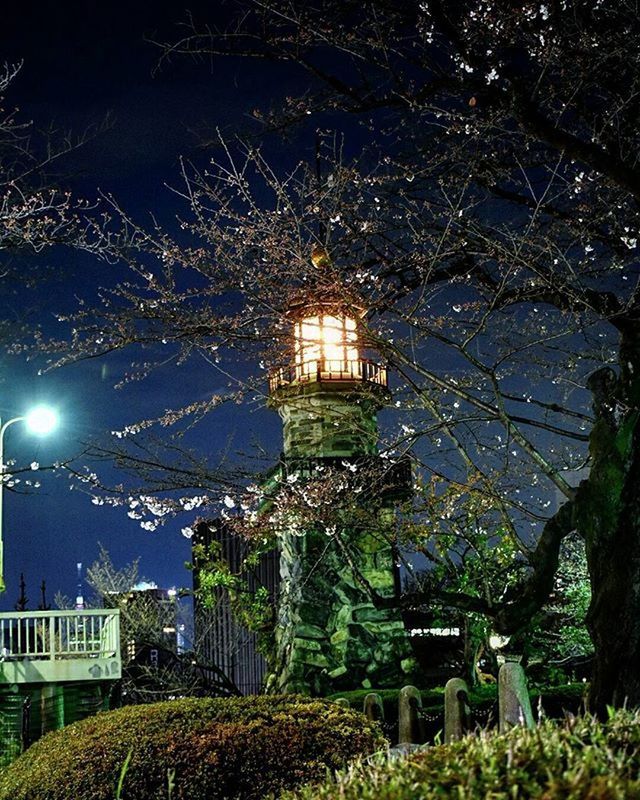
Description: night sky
xmin=0 ymin=2 xmax=298 ymax=608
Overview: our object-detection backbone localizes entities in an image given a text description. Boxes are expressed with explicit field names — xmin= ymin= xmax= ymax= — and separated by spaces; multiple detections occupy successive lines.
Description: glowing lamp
xmin=268 ymin=247 xmax=388 ymax=393
xmin=489 ymin=633 xmax=511 ymax=650
xmin=24 ymin=406 xmax=58 ymax=436
xmin=295 ymin=312 xmax=361 ymax=381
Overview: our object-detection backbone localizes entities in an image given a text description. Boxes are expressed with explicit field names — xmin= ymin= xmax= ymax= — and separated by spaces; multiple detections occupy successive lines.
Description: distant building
xmin=112 ymin=584 xmax=179 ymax=669
xmin=192 ymin=519 xmax=279 ymax=695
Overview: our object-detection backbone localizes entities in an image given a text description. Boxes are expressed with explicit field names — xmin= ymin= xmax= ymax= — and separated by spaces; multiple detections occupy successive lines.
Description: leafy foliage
xmin=521 ymin=533 xmax=592 ymax=680
xmin=285 ymin=708 xmax=640 ymax=800
xmin=0 ymin=695 xmax=384 ymax=800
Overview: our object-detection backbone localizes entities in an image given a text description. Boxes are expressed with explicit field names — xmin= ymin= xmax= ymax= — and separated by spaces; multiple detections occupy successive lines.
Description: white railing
xmin=0 ymin=609 xmax=121 ymax=684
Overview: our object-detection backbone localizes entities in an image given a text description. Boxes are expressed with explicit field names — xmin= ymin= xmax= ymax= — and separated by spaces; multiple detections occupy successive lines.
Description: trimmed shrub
xmin=284 ymin=708 xmax=640 ymax=799
xmin=0 ymin=695 xmax=384 ymax=800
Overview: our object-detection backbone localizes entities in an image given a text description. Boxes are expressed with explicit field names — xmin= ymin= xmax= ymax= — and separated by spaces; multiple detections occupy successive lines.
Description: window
xmin=294 ymin=314 xmax=360 ymax=380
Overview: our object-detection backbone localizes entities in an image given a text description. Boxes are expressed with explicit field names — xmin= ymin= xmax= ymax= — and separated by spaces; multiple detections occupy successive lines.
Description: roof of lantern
xmin=283 ymin=246 xmax=366 ymax=320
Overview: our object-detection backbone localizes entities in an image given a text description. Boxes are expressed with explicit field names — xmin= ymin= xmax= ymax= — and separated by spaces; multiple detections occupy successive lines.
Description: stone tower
xmin=266 ymin=256 xmax=415 ymax=695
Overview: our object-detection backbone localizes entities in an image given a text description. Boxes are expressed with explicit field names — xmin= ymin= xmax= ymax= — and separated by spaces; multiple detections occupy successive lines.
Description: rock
xmin=327 ymin=665 xmax=348 ymax=679
xmin=329 ymin=628 xmax=349 ymax=645
xmin=296 ymin=623 xmax=327 ymax=640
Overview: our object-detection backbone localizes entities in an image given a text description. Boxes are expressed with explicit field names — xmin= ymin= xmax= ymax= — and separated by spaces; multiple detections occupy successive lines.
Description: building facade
xmin=192 ymin=520 xmax=280 ymax=695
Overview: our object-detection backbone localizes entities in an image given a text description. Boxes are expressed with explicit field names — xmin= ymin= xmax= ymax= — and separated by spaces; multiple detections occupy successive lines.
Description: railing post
xmin=363 ymin=692 xmax=384 ymax=724
xmin=48 ymin=614 xmax=56 ymax=661
xmin=112 ymin=612 xmax=119 ymax=656
xmin=444 ymin=678 xmax=472 ymax=743
xmin=398 ymin=685 xmax=425 ymax=745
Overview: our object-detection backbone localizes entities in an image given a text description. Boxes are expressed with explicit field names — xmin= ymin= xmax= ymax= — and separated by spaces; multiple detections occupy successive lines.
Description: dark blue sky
xmin=0 ymin=1 xmax=295 ymax=608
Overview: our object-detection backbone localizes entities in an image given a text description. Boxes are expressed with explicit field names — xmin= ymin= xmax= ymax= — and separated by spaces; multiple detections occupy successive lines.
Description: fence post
xmin=48 ymin=614 xmax=56 ymax=662
xmin=363 ymin=692 xmax=384 ymax=724
xmin=498 ymin=662 xmax=534 ymax=732
xmin=398 ymin=685 xmax=424 ymax=745
xmin=444 ymin=678 xmax=472 ymax=743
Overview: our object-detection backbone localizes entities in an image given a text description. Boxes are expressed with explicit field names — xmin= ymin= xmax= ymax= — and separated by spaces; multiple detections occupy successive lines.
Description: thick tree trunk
xmin=580 ymin=338 xmax=640 ymax=714
xmin=584 ymin=415 xmax=640 ymax=713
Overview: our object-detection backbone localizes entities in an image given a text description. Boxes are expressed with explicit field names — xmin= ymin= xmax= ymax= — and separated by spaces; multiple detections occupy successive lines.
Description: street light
xmin=0 ymin=406 xmax=58 ymax=593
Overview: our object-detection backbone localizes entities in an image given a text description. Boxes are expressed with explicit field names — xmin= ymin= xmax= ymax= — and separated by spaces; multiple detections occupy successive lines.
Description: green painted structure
xmin=266 ymin=283 xmax=416 ymax=695
xmin=0 ymin=608 xmax=121 ymax=764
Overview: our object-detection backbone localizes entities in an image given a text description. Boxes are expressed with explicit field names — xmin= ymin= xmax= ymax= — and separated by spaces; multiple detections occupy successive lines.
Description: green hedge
xmin=284 ymin=708 xmax=640 ymax=799
xmin=0 ymin=695 xmax=385 ymax=800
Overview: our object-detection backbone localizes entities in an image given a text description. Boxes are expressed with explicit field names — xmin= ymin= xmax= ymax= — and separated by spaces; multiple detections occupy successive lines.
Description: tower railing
xmin=269 ymin=358 xmax=388 ymax=393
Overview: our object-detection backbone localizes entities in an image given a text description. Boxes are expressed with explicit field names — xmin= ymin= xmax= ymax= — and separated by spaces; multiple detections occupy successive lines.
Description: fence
xmin=0 ymin=609 xmax=121 ymax=684
xmin=337 ymin=663 xmax=536 ymax=746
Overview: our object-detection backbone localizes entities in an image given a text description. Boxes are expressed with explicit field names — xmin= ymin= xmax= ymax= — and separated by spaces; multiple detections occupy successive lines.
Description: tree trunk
xmin=584 ymin=417 xmax=640 ymax=713
xmin=580 ymin=340 xmax=640 ymax=714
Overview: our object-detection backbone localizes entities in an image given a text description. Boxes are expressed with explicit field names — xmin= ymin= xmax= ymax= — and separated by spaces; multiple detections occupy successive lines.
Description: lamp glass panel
xmin=320 ymin=315 xmax=344 ymax=364
xmin=295 ymin=313 xmax=360 ymax=379
xmin=343 ymin=316 xmax=358 ymax=363
xmin=296 ymin=316 xmax=320 ymax=378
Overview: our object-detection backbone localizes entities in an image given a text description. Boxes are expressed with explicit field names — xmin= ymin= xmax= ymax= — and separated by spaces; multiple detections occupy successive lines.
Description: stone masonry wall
xmin=275 ymin=382 xmax=382 ymax=458
xmin=271 ymin=524 xmax=416 ymax=695
xmin=268 ymin=379 xmax=416 ymax=695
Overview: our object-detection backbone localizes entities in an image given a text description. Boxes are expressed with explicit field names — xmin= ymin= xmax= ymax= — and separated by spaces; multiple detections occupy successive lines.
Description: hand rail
xmin=269 ymin=357 xmax=388 ymax=392
xmin=0 ymin=609 xmax=120 ymax=662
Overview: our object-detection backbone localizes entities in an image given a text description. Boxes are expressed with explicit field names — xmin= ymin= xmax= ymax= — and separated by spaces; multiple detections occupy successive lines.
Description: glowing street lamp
xmin=0 ymin=405 xmax=58 ymax=593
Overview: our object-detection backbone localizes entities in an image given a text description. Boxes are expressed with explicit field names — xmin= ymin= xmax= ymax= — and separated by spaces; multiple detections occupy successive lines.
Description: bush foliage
xmin=285 ymin=708 xmax=640 ymax=799
xmin=0 ymin=695 xmax=384 ymax=800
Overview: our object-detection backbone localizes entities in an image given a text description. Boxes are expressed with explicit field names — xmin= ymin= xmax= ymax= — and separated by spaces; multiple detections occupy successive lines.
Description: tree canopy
xmin=30 ymin=1 xmax=640 ymax=712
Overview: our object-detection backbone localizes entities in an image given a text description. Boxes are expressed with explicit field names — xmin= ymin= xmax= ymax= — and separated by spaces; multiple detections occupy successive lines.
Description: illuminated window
xmin=294 ymin=314 xmax=360 ymax=380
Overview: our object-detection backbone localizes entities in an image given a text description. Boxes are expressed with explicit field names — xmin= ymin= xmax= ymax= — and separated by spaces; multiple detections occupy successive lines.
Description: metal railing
xmin=0 ymin=609 xmax=120 ymax=663
xmin=269 ymin=358 xmax=388 ymax=393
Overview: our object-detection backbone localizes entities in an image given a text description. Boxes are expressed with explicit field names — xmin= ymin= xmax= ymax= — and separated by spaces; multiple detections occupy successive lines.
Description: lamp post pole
xmin=0 ymin=407 xmax=58 ymax=594
xmin=0 ymin=416 xmax=26 ymax=594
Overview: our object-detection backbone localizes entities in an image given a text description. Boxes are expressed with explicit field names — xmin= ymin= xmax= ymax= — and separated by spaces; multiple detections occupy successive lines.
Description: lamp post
xmin=0 ymin=406 xmax=58 ymax=593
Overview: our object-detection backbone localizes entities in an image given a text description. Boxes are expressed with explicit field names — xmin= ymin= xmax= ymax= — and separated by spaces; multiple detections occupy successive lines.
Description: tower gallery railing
xmin=269 ymin=358 xmax=388 ymax=393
